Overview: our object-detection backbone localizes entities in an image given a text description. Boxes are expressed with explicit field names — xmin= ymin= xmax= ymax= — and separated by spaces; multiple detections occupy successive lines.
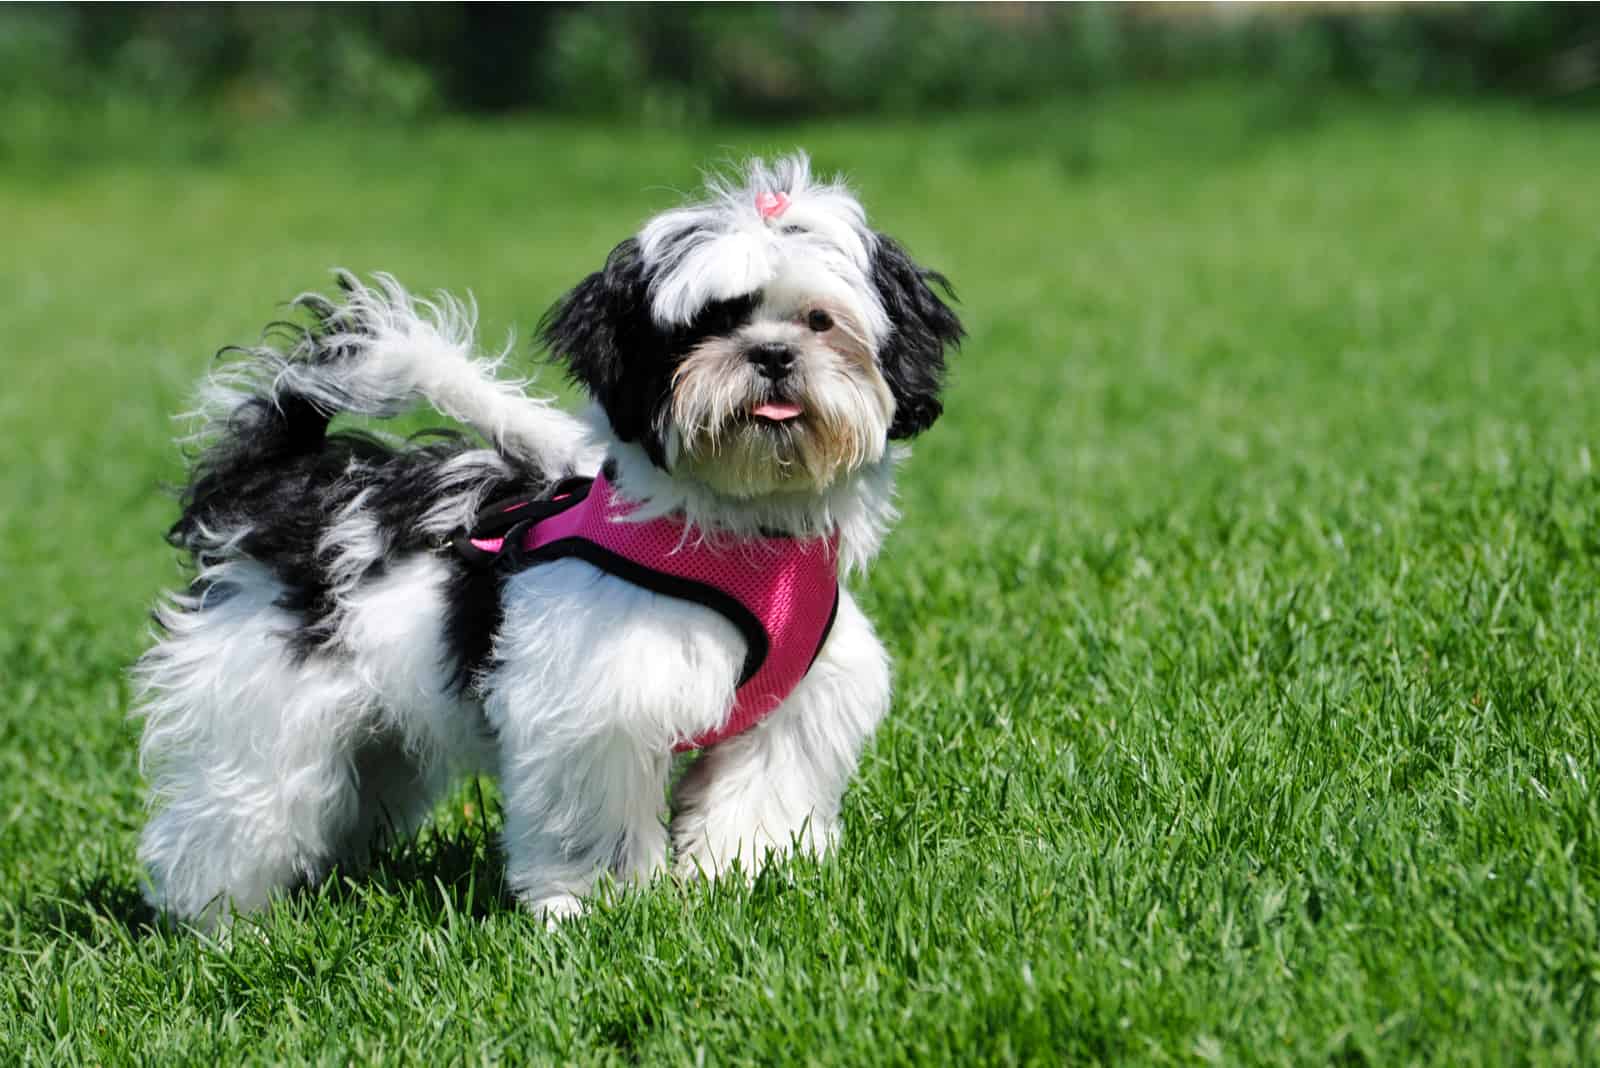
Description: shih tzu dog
xmin=134 ymin=154 xmax=963 ymax=927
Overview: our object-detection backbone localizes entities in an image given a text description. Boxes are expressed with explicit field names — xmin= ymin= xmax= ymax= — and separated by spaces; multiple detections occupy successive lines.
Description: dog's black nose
xmin=748 ymin=342 xmax=796 ymax=380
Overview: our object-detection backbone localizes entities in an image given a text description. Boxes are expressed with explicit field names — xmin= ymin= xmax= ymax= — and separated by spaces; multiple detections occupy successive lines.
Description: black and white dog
xmin=135 ymin=154 xmax=962 ymax=927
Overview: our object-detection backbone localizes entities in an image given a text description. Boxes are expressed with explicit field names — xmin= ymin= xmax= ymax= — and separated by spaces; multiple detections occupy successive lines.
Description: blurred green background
xmin=5 ymin=2 xmax=1600 ymax=133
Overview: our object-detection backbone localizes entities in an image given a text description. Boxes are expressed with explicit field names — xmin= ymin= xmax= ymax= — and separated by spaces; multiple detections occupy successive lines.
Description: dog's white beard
xmin=666 ymin=342 xmax=894 ymax=498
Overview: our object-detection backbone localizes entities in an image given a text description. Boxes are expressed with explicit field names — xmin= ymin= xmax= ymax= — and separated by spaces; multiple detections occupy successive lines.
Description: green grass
xmin=4 ymin=87 xmax=1600 ymax=1064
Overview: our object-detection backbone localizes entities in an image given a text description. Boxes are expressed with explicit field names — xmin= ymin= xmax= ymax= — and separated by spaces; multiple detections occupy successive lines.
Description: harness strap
xmin=452 ymin=473 xmax=839 ymax=750
xmin=452 ymin=476 xmax=594 ymax=567
xmin=520 ymin=536 xmax=772 ymax=688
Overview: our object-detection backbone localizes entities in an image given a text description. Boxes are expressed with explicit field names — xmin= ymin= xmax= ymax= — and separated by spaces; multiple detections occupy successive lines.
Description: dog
xmin=134 ymin=153 xmax=963 ymax=927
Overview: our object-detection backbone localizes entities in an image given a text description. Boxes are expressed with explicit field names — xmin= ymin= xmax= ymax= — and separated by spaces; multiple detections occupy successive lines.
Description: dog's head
xmin=541 ymin=154 xmax=963 ymax=499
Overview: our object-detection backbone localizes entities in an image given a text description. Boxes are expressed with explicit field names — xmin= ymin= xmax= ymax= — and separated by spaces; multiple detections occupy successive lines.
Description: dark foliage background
xmin=4 ymin=3 xmax=1600 ymax=123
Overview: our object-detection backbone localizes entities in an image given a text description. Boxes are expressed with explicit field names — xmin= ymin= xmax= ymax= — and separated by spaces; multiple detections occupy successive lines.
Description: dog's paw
xmin=672 ymin=818 xmax=837 ymax=883
xmin=672 ymin=833 xmax=763 ymax=884
xmin=526 ymin=892 xmax=585 ymax=929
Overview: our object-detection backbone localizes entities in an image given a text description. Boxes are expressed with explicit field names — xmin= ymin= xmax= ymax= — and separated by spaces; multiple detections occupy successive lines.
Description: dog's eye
xmin=806 ymin=310 xmax=833 ymax=332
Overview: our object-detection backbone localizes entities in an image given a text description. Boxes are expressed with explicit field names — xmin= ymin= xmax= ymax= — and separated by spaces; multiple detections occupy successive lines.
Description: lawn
xmin=3 ymin=88 xmax=1599 ymax=1064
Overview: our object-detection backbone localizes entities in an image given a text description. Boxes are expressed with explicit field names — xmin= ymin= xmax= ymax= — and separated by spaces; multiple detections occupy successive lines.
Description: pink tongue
xmin=752 ymin=402 xmax=803 ymax=422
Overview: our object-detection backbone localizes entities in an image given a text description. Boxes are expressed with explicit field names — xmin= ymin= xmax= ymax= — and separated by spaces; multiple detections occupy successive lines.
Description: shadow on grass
xmin=20 ymin=804 xmax=514 ymax=944
xmin=20 ymin=869 xmax=160 ymax=943
xmin=326 ymin=815 xmax=516 ymax=920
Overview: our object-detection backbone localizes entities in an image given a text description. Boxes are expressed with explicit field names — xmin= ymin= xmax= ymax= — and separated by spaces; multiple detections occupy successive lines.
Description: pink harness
xmin=456 ymin=472 xmax=840 ymax=751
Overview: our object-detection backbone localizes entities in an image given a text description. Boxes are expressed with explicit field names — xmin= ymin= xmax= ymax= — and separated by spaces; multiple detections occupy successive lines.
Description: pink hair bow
xmin=755 ymin=191 xmax=790 ymax=220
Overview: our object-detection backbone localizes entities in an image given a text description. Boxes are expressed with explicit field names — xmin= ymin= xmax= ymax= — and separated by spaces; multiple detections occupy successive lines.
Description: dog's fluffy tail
xmin=185 ymin=270 xmax=593 ymax=472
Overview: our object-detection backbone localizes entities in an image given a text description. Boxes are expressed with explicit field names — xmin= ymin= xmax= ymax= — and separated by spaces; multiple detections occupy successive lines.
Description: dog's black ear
xmin=869 ymin=234 xmax=964 ymax=439
xmin=540 ymin=238 xmax=669 ymax=459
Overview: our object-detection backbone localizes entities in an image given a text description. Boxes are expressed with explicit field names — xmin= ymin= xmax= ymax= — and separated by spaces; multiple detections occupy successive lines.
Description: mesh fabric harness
xmin=454 ymin=472 xmax=840 ymax=752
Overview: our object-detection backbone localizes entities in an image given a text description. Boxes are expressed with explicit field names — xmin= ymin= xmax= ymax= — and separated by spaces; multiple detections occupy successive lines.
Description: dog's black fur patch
xmin=867 ymin=234 xmax=965 ymax=439
xmin=539 ymin=237 xmax=759 ymax=468
xmin=168 ymin=340 xmax=539 ymax=689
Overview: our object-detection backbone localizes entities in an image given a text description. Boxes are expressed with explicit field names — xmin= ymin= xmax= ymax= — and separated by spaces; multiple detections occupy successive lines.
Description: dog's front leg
xmin=495 ymin=724 xmax=670 ymax=924
xmin=671 ymin=591 xmax=892 ymax=881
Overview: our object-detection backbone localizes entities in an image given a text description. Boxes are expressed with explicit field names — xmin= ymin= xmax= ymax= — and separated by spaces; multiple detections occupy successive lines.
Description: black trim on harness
xmin=809 ymin=589 xmax=840 ymax=672
xmin=452 ymin=476 xmax=594 ymax=567
xmin=451 ymin=474 xmax=840 ymax=692
xmin=519 ymin=537 xmax=770 ymax=687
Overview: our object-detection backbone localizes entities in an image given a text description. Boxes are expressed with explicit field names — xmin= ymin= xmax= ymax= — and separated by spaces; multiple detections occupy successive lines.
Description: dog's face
xmin=542 ymin=155 xmax=963 ymax=498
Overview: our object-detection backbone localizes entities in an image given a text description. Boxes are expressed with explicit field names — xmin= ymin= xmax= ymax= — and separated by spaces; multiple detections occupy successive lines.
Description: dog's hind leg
xmin=319 ymin=552 xmax=498 ymax=867
xmin=670 ymin=591 xmax=892 ymax=881
xmin=134 ymin=564 xmax=385 ymax=928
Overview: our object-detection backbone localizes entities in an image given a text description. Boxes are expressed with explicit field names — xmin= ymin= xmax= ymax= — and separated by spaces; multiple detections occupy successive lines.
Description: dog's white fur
xmin=135 ymin=164 xmax=919 ymax=927
xmin=638 ymin=155 xmax=889 ymax=342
